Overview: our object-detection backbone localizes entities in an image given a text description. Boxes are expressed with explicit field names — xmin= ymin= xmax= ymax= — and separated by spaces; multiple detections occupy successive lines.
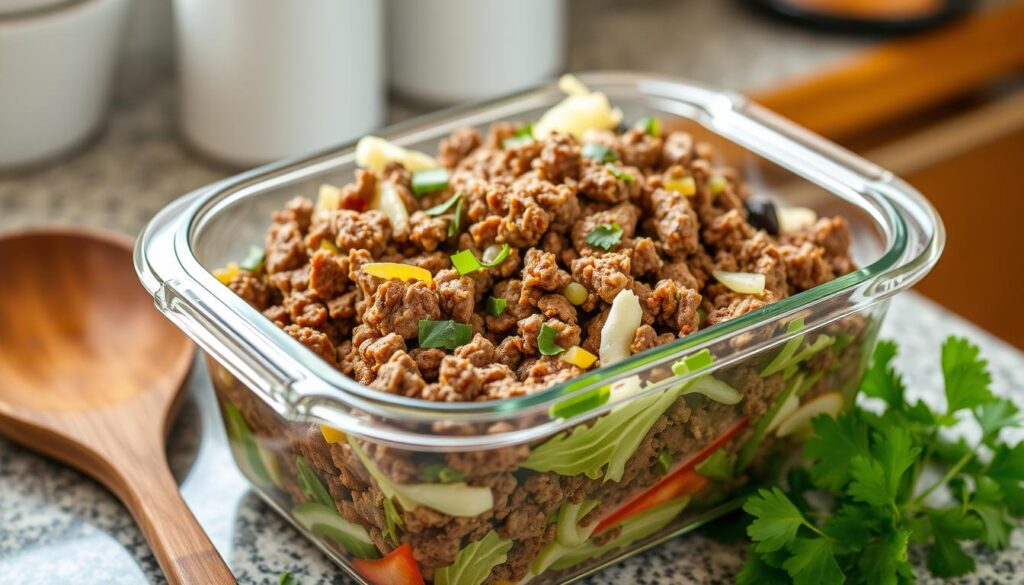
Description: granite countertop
xmin=1 ymin=1 xmax=1021 ymax=584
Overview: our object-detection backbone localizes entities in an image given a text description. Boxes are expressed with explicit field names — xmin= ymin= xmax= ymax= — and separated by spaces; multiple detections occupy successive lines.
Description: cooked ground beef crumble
xmin=229 ymin=124 xmax=855 ymax=403
xmin=216 ymin=118 xmax=868 ymax=584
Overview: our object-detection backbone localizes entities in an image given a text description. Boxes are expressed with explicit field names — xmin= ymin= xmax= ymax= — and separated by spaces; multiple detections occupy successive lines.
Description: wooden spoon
xmin=0 ymin=228 xmax=236 ymax=585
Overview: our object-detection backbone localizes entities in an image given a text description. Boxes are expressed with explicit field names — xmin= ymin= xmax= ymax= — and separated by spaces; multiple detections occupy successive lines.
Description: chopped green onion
xmin=501 ymin=123 xmax=534 ymax=149
xmin=382 ymin=497 xmax=403 ymax=545
xmin=585 ymin=222 xmax=623 ymax=251
xmin=425 ymin=193 xmax=461 ymax=216
xmin=563 ymin=282 xmax=588 ymax=306
xmin=279 ymin=572 xmax=302 ymax=585
xmin=450 ymin=243 xmax=510 ymax=275
xmin=486 ymin=296 xmax=507 ymax=317
xmin=239 ymin=246 xmax=265 ymax=273
xmin=451 ymin=250 xmax=481 ymax=275
xmin=581 ymin=143 xmax=619 ymax=163
xmin=418 ymin=319 xmax=473 ymax=350
xmin=549 ymin=383 xmax=611 ymax=420
xmin=425 ymin=193 xmax=463 ymax=239
xmin=694 ymin=448 xmax=733 ymax=481
xmin=655 ymin=449 xmax=673 ymax=475
xmin=411 ymin=168 xmax=449 ymax=197
xmin=635 ymin=116 xmax=661 ymax=138
xmin=604 ymin=163 xmax=635 ymax=182
xmin=538 ymin=324 xmax=566 ymax=356
xmin=418 ymin=464 xmax=466 ymax=484
xmin=447 ymin=196 xmax=463 ymax=238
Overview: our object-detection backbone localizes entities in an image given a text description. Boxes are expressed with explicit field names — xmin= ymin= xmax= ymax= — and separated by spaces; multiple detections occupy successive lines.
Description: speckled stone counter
xmin=1 ymin=1 xmax=1020 ymax=583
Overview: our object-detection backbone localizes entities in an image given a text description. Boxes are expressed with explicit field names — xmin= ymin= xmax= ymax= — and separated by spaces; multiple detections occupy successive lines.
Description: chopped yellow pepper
xmin=319 ymin=239 xmax=340 ymax=253
xmin=320 ymin=424 xmax=346 ymax=444
xmin=213 ymin=262 xmax=240 ymax=285
xmin=664 ymin=176 xmax=696 ymax=197
xmin=561 ymin=345 xmax=598 ymax=369
xmin=316 ymin=184 xmax=342 ymax=211
xmin=363 ymin=262 xmax=433 ymax=284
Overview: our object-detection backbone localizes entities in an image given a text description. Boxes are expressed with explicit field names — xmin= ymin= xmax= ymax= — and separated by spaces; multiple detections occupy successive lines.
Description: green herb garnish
xmin=585 ymin=222 xmax=623 ymax=251
xmin=279 ymin=572 xmax=302 ymax=585
xmin=635 ymin=116 xmax=661 ymax=137
xmin=486 ymin=296 xmax=507 ymax=317
xmin=694 ymin=448 xmax=733 ymax=482
xmin=740 ymin=336 xmax=1024 ymax=584
xmin=450 ymin=243 xmax=511 ymax=275
xmin=411 ymin=168 xmax=449 ymax=197
xmin=418 ymin=319 xmax=473 ymax=350
xmin=501 ymin=123 xmax=534 ymax=149
xmin=581 ymin=143 xmax=619 ymax=163
xmin=604 ymin=163 xmax=635 ymax=183
xmin=538 ymin=324 xmax=566 ymax=356
xmin=240 ymin=245 xmax=265 ymax=273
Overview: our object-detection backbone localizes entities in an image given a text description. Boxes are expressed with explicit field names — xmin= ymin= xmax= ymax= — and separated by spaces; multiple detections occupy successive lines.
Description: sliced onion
xmin=370 ymin=180 xmax=410 ymax=236
xmin=778 ymin=206 xmax=818 ymax=233
xmin=315 ymin=184 xmax=342 ymax=211
xmin=765 ymin=394 xmax=799 ymax=434
xmin=775 ymin=392 xmax=844 ymax=438
xmin=712 ymin=270 xmax=766 ymax=295
xmin=599 ymin=289 xmax=642 ymax=366
xmin=535 ymin=75 xmax=623 ymax=139
xmin=395 ymin=481 xmax=494 ymax=518
xmin=355 ymin=135 xmax=436 ymax=172
xmin=683 ymin=376 xmax=743 ymax=405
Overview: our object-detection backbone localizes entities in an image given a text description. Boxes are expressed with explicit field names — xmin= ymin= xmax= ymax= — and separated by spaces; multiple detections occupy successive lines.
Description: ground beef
xmin=437 ymin=127 xmax=482 ymax=168
xmin=283 ymin=324 xmax=336 ymax=365
xmin=520 ymin=249 xmax=571 ymax=305
xmin=578 ymin=159 xmax=640 ymax=204
xmin=534 ymin=132 xmax=581 ymax=183
xmin=650 ymin=187 xmax=700 ymax=257
xmin=409 ymin=211 xmax=449 ymax=252
xmin=571 ymin=253 xmax=632 ymax=304
xmin=570 ymin=202 xmax=641 ymax=253
xmin=229 ymin=272 xmax=275 ymax=310
xmin=265 ymin=221 xmax=308 ymax=274
xmin=331 ymin=209 xmax=392 ymax=257
xmin=363 ymin=279 xmax=440 ymax=339
xmin=308 ymin=249 xmax=349 ymax=300
xmin=435 ymin=269 xmax=476 ymax=323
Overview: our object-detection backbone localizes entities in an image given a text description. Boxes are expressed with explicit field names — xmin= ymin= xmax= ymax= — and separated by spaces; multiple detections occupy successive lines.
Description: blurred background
xmin=0 ymin=0 xmax=1021 ymax=346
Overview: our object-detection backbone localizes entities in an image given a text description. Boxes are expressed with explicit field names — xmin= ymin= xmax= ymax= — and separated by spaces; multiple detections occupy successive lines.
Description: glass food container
xmin=135 ymin=73 xmax=943 ymax=585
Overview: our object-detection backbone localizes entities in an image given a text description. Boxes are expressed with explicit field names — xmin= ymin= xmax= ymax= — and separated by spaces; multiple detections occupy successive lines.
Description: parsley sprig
xmin=739 ymin=336 xmax=1023 ymax=584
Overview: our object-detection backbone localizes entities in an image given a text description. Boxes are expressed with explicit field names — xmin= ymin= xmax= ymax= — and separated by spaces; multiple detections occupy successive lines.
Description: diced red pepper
xmin=594 ymin=417 xmax=748 ymax=533
xmin=352 ymin=544 xmax=424 ymax=585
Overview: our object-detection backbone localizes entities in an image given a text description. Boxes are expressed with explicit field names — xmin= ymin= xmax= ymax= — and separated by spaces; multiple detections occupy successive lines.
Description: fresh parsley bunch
xmin=740 ymin=336 xmax=1024 ymax=584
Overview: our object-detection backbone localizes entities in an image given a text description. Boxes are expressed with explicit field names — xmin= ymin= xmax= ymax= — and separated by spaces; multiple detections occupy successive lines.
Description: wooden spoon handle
xmin=115 ymin=461 xmax=237 ymax=585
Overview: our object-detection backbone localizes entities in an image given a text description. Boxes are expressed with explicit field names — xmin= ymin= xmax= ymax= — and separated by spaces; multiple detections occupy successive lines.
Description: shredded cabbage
xmin=434 ymin=530 xmax=512 ymax=585
xmin=348 ymin=437 xmax=494 ymax=517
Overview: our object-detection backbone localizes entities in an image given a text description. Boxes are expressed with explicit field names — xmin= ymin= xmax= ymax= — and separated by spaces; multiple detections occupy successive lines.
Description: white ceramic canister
xmin=387 ymin=0 xmax=566 ymax=104
xmin=174 ymin=0 xmax=384 ymax=167
xmin=0 ymin=0 xmax=131 ymax=170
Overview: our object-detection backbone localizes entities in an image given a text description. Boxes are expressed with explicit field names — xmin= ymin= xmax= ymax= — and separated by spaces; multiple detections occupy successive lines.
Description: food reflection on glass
xmin=205 ymin=76 xmax=883 ymax=585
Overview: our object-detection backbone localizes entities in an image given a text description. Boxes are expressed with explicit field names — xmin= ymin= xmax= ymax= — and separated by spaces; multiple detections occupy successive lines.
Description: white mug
xmin=175 ymin=0 xmax=384 ymax=167
xmin=387 ymin=0 xmax=566 ymax=104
